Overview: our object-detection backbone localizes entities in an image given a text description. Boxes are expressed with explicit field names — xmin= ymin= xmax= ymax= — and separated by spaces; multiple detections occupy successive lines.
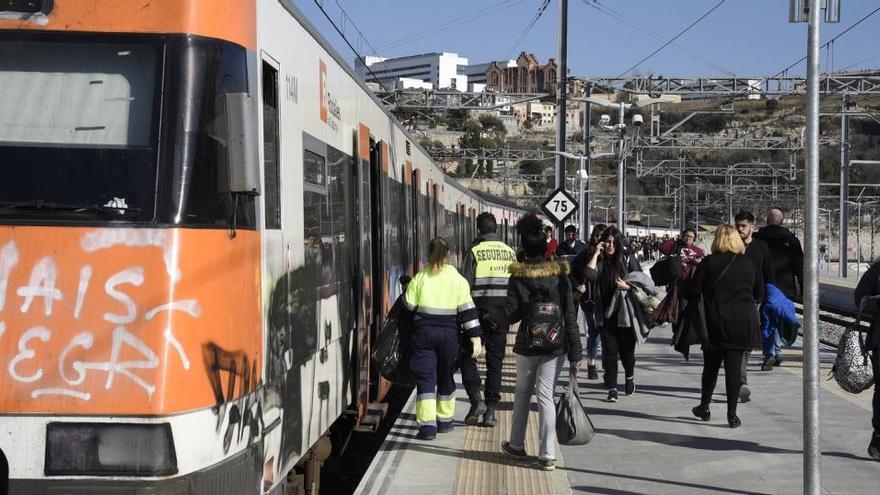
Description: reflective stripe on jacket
xmin=468 ymin=238 xmax=516 ymax=307
xmin=403 ymin=264 xmax=482 ymax=337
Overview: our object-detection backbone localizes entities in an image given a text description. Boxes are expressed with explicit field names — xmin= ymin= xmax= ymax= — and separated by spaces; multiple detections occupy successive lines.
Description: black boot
xmin=465 ymin=399 xmax=486 ymax=426
xmin=869 ymin=433 xmax=880 ymax=460
xmin=482 ymin=405 xmax=497 ymax=427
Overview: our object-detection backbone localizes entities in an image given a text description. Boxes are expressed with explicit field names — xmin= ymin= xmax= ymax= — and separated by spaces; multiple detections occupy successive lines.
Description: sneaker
xmin=738 ymin=385 xmax=751 ymax=403
xmin=692 ymin=404 xmax=711 ymax=421
xmin=869 ymin=433 xmax=880 ymax=460
xmin=624 ymin=377 xmax=635 ymax=396
xmin=606 ymin=389 xmax=618 ymax=402
xmin=587 ymin=365 xmax=599 ymax=380
xmin=501 ymin=441 xmax=527 ymax=458
xmin=532 ymin=458 xmax=555 ymax=471
xmin=727 ymin=414 xmax=741 ymax=429
xmin=774 ymin=354 xmax=783 ymax=367
xmin=464 ymin=400 xmax=487 ymax=426
xmin=761 ymin=356 xmax=775 ymax=371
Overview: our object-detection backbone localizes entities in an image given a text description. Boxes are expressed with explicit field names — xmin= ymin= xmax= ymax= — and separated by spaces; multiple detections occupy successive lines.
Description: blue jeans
xmin=582 ymin=301 xmax=601 ymax=360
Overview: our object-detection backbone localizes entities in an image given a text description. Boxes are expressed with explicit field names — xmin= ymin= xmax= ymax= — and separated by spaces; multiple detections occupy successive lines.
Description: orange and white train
xmin=0 ymin=1 xmax=523 ymax=493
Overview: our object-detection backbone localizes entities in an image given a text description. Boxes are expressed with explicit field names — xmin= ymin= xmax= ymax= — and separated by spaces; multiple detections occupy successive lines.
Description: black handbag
xmin=650 ymin=255 xmax=682 ymax=287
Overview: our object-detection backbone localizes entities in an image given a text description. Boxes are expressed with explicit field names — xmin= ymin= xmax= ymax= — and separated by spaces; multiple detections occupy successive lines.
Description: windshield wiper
xmin=0 ymin=200 xmax=141 ymax=215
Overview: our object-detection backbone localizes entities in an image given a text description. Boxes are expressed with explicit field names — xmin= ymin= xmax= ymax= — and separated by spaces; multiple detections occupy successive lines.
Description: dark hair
xmin=517 ymin=214 xmax=547 ymax=258
xmin=589 ymin=223 xmax=607 ymax=245
xmin=681 ymin=228 xmax=697 ymax=240
xmin=564 ymin=224 xmax=577 ymax=234
xmin=543 ymin=225 xmax=553 ymax=234
xmin=476 ymin=212 xmax=497 ymax=234
xmin=734 ymin=210 xmax=755 ymax=223
xmin=599 ymin=226 xmax=626 ymax=278
xmin=427 ymin=237 xmax=450 ymax=274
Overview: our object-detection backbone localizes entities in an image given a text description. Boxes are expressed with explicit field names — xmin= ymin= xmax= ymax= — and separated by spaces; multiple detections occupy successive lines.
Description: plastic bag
xmin=371 ymin=298 xmax=414 ymax=387
xmin=555 ymin=367 xmax=594 ymax=446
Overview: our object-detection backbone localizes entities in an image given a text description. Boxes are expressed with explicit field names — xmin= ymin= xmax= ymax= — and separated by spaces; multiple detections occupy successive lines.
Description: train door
xmin=352 ymin=125 xmax=374 ymax=426
xmin=368 ymin=139 xmax=386 ymax=401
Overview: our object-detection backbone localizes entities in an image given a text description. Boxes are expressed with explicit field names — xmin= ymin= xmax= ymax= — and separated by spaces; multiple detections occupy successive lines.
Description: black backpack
xmin=516 ymin=284 xmax=565 ymax=354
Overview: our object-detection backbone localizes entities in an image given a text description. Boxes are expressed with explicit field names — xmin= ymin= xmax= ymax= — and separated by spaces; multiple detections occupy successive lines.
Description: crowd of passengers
xmin=396 ymin=207 xmax=879 ymax=471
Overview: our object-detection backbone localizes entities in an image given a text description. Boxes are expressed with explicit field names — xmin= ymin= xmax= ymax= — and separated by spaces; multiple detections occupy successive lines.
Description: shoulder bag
xmin=831 ymin=296 xmax=875 ymax=394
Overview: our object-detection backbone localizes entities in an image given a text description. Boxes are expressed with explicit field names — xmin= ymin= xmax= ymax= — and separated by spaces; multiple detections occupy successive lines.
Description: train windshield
xmin=0 ymin=36 xmax=161 ymax=222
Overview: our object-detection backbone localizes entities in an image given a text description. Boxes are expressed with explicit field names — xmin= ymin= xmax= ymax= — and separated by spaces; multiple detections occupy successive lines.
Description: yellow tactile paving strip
xmin=453 ymin=330 xmax=571 ymax=495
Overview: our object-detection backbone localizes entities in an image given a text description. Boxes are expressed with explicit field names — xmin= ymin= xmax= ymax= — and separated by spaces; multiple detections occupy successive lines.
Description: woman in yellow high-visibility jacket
xmin=403 ymin=237 xmax=483 ymax=440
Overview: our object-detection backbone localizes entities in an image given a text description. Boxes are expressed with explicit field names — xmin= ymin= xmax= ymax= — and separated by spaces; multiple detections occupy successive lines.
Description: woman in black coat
xmin=853 ymin=262 xmax=880 ymax=460
xmin=686 ymin=224 xmax=763 ymax=428
xmin=584 ymin=226 xmax=643 ymax=402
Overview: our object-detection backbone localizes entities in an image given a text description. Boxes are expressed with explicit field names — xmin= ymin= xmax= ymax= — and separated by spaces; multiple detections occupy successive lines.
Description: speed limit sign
xmin=540 ymin=187 xmax=579 ymax=224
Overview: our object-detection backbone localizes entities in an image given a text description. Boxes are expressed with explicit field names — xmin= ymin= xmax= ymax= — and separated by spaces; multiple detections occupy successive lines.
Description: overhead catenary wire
xmin=376 ymin=0 xmax=526 ymax=53
xmin=839 ymin=51 xmax=880 ymax=73
xmin=313 ymin=0 xmax=390 ymax=91
xmin=580 ymin=0 xmax=736 ymax=76
xmin=507 ymin=0 xmax=552 ymax=60
xmin=614 ymin=0 xmax=726 ymax=78
xmin=769 ymin=4 xmax=880 ymax=79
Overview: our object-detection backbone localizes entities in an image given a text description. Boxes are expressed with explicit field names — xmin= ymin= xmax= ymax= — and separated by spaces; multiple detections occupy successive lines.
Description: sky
xmin=294 ymin=0 xmax=880 ymax=78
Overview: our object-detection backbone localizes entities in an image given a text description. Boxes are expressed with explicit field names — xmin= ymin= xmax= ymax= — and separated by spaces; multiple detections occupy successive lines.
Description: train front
xmin=0 ymin=1 xmax=267 ymax=493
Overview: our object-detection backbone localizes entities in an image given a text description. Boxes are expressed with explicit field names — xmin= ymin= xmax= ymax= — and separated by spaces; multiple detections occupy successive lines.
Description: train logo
xmin=319 ymin=59 xmax=341 ymax=131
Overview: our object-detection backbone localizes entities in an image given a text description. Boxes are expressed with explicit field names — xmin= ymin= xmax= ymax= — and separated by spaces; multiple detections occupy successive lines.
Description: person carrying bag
xmin=500 ymin=214 xmax=582 ymax=471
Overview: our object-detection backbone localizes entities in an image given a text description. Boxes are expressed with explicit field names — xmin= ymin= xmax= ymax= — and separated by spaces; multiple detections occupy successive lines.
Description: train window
xmin=0 ymin=37 xmax=161 ymax=223
xmin=166 ymin=37 xmax=255 ymax=228
xmin=262 ymin=61 xmax=281 ymax=229
xmin=289 ymin=134 xmax=353 ymax=364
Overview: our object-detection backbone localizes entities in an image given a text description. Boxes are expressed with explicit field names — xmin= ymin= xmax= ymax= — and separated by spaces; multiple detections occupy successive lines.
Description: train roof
xmin=281 ymin=2 xmax=519 ymax=212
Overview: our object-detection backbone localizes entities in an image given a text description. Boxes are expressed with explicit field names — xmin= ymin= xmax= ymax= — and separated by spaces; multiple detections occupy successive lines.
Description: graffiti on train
xmin=0 ymin=228 xmax=261 ymax=413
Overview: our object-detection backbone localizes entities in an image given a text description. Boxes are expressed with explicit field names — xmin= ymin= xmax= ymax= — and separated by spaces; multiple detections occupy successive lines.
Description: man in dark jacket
xmin=754 ymin=208 xmax=804 ymax=301
xmin=735 ymin=211 xmax=772 ymax=401
xmin=853 ymin=263 xmax=880 ymax=460
xmin=555 ymin=225 xmax=587 ymax=261
xmin=459 ymin=212 xmax=517 ymax=427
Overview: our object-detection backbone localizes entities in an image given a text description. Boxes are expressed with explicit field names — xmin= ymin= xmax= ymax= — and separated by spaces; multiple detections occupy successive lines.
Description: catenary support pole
xmin=555 ymin=0 xmax=568 ymax=239
xmin=803 ymin=0 xmax=822 ymax=492
xmin=840 ymin=93 xmax=850 ymax=278
xmin=617 ymin=102 xmax=626 ymax=233
xmin=582 ymin=83 xmax=592 ymax=238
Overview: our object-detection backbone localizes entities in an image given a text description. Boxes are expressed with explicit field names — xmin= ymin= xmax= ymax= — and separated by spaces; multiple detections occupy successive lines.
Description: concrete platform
xmin=356 ymin=326 xmax=878 ymax=495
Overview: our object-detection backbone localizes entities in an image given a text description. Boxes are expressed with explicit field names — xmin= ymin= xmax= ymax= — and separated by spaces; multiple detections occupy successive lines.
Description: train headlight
xmin=45 ymin=422 xmax=177 ymax=476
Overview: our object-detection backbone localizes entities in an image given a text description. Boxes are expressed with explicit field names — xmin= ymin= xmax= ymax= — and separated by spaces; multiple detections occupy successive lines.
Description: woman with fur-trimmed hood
xmin=500 ymin=214 xmax=582 ymax=471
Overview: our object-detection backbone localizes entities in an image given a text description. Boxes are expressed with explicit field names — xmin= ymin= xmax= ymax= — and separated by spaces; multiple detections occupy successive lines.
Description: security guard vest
xmin=470 ymin=240 xmax=517 ymax=307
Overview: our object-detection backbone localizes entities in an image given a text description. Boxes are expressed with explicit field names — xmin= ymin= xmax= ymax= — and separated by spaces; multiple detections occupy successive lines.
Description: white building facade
xmin=355 ymin=52 xmax=468 ymax=90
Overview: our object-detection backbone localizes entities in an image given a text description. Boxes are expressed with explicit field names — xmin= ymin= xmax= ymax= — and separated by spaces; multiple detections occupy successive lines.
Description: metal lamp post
xmin=790 ymin=1 xmax=839 ymax=493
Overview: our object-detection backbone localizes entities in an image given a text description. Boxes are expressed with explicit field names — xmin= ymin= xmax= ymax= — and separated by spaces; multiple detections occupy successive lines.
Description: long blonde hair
xmin=428 ymin=237 xmax=450 ymax=274
xmin=711 ymin=224 xmax=746 ymax=255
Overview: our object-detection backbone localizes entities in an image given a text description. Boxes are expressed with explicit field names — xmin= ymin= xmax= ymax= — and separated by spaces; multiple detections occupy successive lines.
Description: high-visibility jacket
xmin=460 ymin=233 xmax=516 ymax=308
xmin=403 ymin=264 xmax=482 ymax=338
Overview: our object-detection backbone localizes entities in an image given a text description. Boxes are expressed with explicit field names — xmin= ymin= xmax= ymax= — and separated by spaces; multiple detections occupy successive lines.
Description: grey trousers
xmin=741 ymin=351 xmax=750 ymax=385
xmin=509 ymin=353 xmax=565 ymax=460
